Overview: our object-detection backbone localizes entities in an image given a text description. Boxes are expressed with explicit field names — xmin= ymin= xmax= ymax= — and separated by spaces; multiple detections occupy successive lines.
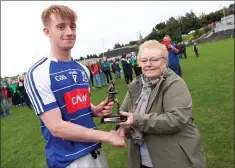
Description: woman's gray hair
xmin=137 ymin=40 xmax=168 ymax=63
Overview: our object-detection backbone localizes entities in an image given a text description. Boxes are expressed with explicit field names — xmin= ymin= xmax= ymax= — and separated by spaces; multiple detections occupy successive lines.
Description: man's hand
xmin=118 ymin=111 xmax=134 ymax=127
xmin=116 ymin=126 xmax=127 ymax=141
xmin=92 ymin=97 xmax=114 ymax=117
xmin=169 ymin=44 xmax=180 ymax=53
xmin=108 ymin=130 xmax=126 ymax=147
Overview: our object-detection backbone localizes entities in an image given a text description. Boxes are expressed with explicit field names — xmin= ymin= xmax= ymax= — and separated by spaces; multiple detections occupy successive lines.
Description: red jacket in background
xmin=3 ymin=87 xmax=8 ymax=98
xmin=91 ymin=64 xmax=99 ymax=75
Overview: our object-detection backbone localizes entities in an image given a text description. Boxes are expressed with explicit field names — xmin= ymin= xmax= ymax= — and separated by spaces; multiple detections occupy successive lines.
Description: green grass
xmin=1 ymin=38 xmax=234 ymax=168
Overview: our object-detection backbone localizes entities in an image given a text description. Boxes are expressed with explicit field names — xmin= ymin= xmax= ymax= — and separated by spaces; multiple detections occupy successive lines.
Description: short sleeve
xmin=24 ymin=59 xmax=58 ymax=115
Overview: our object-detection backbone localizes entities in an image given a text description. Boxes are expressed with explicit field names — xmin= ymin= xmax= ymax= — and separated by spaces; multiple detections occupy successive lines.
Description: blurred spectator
xmin=112 ymin=58 xmax=121 ymax=80
xmin=193 ymin=41 xmax=199 ymax=57
xmin=102 ymin=56 xmax=113 ymax=84
xmin=91 ymin=62 xmax=101 ymax=88
xmin=130 ymin=52 xmax=141 ymax=77
xmin=121 ymin=54 xmax=133 ymax=84
xmin=0 ymin=83 xmax=10 ymax=118
xmin=18 ymin=75 xmax=32 ymax=110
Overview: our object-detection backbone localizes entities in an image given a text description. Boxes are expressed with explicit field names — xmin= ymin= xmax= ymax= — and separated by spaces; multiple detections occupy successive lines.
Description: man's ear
xmin=43 ymin=27 xmax=50 ymax=37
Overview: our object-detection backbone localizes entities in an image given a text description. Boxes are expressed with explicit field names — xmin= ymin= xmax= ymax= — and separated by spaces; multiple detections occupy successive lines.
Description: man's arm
xmin=40 ymin=108 xmax=115 ymax=143
xmin=24 ymin=65 xmax=124 ymax=147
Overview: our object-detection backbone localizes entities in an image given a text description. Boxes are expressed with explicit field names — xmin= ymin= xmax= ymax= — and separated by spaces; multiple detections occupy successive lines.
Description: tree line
xmin=77 ymin=3 xmax=234 ymax=60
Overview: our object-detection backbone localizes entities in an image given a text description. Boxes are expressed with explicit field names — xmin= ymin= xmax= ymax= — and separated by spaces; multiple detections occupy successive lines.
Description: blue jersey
xmin=168 ymin=42 xmax=180 ymax=67
xmin=24 ymin=56 xmax=101 ymax=168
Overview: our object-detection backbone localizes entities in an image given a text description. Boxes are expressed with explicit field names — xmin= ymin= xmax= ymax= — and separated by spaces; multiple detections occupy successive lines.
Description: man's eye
xmin=58 ymin=25 xmax=64 ymax=29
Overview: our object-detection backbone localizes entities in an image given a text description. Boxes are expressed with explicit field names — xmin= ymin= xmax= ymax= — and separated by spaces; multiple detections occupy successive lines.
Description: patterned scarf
xmin=131 ymin=74 xmax=164 ymax=145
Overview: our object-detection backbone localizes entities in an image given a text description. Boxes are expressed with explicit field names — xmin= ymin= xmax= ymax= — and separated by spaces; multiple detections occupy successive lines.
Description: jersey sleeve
xmin=24 ymin=60 xmax=58 ymax=115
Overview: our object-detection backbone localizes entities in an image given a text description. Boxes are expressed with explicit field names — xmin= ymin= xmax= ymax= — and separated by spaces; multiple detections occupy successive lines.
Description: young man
xmin=24 ymin=5 xmax=125 ymax=168
xmin=162 ymin=35 xmax=182 ymax=77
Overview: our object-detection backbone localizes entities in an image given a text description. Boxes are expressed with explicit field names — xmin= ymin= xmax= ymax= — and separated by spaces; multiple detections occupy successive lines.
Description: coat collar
xmin=127 ymin=68 xmax=173 ymax=113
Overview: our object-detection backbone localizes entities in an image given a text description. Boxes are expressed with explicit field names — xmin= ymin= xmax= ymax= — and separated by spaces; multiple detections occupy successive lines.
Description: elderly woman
xmin=118 ymin=40 xmax=207 ymax=168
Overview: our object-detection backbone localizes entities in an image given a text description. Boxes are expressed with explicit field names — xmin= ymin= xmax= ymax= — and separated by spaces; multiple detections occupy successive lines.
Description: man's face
xmin=44 ymin=14 xmax=76 ymax=50
xmin=164 ymin=36 xmax=171 ymax=42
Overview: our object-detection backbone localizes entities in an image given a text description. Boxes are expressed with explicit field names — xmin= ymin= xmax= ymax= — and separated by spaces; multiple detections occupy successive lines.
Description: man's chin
xmin=62 ymin=45 xmax=74 ymax=50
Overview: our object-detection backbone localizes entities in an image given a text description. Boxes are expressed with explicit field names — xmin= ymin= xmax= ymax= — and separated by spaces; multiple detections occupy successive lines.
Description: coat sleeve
xmin=120 ymin=92 xmax=131 ymax=112
xmin=120 ymin=92 xmax=132 ymax=138
xmin=132 ymin=78 xmax=192 ymax=135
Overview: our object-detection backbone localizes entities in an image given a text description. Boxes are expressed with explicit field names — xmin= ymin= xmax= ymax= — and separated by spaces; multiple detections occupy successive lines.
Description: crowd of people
xmin=0 ymin=74 xmax=32 ymax=118
xmin=84 ymin=51 xmax=142 ymax=88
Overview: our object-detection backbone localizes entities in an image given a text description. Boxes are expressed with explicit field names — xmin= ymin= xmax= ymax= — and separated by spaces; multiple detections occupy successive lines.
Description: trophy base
xmin=101 ymin=114 xmax=127 ymax=123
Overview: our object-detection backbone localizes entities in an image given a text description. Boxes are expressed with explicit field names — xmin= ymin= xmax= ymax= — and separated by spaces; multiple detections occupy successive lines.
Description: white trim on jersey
xmin=25 ymin=57 xmax=58 ymax=115
xmin=52 ymin=83 xmax=89 ymax=93
xmin=65 ymin=143 xmax=100 ymax=157
xmin=69 ymin=112 xmax=92 ymax=122
xmin=25 ymin=57 xmax=47 ymax=114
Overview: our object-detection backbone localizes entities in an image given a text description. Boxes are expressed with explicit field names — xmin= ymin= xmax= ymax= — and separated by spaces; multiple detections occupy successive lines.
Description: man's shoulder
xmin=25 ymin=57 xmax=50 ymax=79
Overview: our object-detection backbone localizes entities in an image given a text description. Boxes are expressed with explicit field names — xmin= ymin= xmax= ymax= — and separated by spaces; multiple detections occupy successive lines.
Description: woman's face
xmin=140 ymin=48 xmax=166 ymax=79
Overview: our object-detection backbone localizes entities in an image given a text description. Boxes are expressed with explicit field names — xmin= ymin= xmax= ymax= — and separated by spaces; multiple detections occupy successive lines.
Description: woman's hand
xmin=118 ymin=111 xmax=134 ymax=127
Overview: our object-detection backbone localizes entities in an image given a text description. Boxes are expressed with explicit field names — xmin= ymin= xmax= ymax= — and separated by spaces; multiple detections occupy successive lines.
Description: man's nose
xmin=65 ymin=26 xmax=74 ymax=35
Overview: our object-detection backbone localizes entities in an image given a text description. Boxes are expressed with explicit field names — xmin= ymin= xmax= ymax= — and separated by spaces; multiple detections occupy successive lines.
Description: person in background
xmin=193 ymin=41 xmax=199 ymax=57
xmin=0 ymin=83 xmax=10 ymax=118
xmin=10 ymin=80 xmax=22 ymax=107
xmin=117 ymin=40 xmax=207 ymax=168
xmin=91 ymin=62 xmax=101 ymax=88
xmin=6 ymin=78 xmax=13 ymax=106
xmin=97 ymin=59 xmax=107 ymax=86
xmin=121 ymin=54 xmax=133 ymax=84
xmin=18 ymin=75 xmax=33 ymax=110
xmin=179 ymin=41 xmax=187 ymax=59
xmin=87 ymin=63 xmax=95 ymax=89
xmin=162 ymin=35 xmax=182 ymax=77
xmin=112 ymin=58 xmax=121 ymax=80
xmin=102 ymin=56 xmax=113 ymax=84
xmin=130 ymin=51 xmax=141 ymax=77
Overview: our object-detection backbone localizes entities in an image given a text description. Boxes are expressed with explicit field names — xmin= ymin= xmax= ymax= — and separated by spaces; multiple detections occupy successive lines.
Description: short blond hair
xmin=41 ymin=4 xmax=77 ymax=27
xmin=137 ymin=40 xmax=168 ymax=62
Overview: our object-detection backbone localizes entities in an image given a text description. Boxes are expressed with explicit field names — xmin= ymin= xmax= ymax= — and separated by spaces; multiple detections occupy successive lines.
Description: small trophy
xmin=101 ymin=80 xmax=127 ymax=123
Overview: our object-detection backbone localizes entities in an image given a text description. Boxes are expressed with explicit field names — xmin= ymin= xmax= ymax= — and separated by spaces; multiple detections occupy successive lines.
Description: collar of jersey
xmin=46 ymin=56 xmax=74 ymax=63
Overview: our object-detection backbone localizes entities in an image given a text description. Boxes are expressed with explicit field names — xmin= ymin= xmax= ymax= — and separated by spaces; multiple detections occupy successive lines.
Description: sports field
xmin=1 ymin=38 xmax=234 ymax=168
